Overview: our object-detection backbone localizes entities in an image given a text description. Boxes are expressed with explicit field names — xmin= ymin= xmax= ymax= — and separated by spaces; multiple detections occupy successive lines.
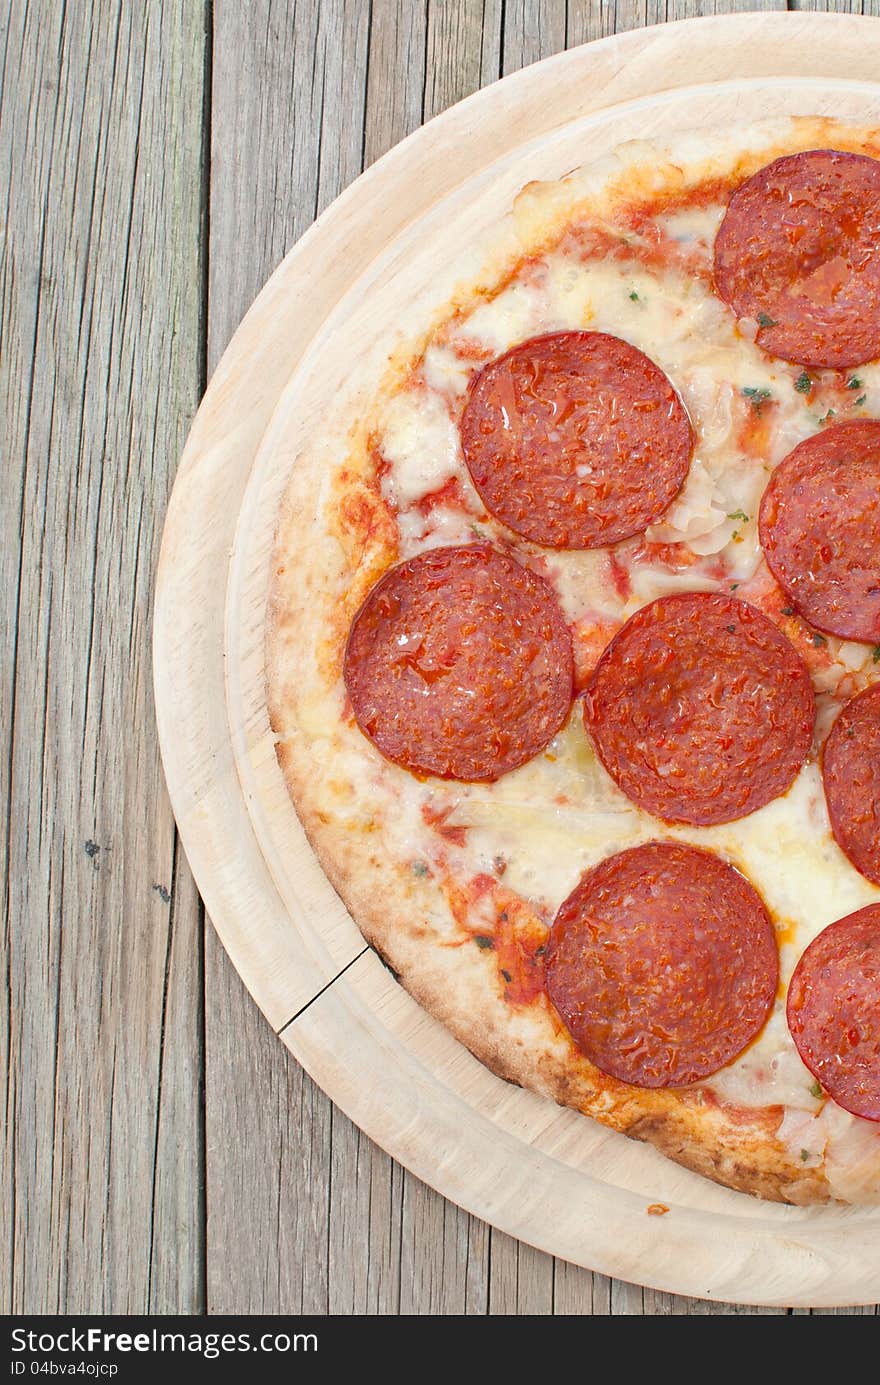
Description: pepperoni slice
xmin=459 ymin=331 xmax=693 ymax=549
xmin=759 ymin=421 xmax=880 ymax=643
xmin=714 ymin=149 xmax=880 ymax=368
xmin=546 ymin=842 xmax=778 ymax=1088
xmin=822 ymin=684 xmax=880 ymax=886
xmin=787 ymin=905 xmax=880 ymax=1121
xmin=343 ymin=543 xmax=573 ymax=782
xmin=584 ymin=592 xmax=814 ymax=825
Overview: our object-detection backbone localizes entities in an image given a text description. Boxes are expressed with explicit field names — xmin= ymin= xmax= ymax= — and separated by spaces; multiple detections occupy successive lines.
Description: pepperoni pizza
xmin=267 ymin=116 xmax=880 ymax=1204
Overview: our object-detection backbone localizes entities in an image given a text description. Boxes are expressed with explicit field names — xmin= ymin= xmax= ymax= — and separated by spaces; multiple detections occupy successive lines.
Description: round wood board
xmin=155 ymin=12 xmax=880 ymax=1307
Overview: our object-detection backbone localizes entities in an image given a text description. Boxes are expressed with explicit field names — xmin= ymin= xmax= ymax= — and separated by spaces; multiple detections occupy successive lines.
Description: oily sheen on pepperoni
xmin=343 ymin=543 xmax=573 ymax=783
xmin=459 ymin=330 xmax=693 ymax=549
xmin=546 ymin=842 xmax=778 ymax=1088
xmin=787 ymin=905 xmax=880 ymax=1121
xmin=584 ymin=592 xmax=814 ymax=825
xmin=714 ymin=149 xmax=880 ymax=369
xmin=822 ymin=684 xmax=880 ymax=886
xmin=758 ymin=420 xmax=880 ymax=643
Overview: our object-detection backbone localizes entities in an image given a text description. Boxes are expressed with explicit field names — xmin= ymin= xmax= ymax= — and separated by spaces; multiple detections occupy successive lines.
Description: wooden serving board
xmin=154 ymin=12 xmax=880 ymax=1307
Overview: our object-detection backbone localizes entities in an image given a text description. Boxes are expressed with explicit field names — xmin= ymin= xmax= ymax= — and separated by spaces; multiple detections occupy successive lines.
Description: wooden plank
xmin=207 ymin=0 xmax=368 ymax=374
xmin=425 ymin=0 xmax=503 ymax=114
xmin=366 ymin=0 xmax=500 ymax=1316
xmin=205 ymin=0 xmax=370 ymax=1315
xmin=554 ymin=1257 xmax=612 ymax=1314
xmin=363 ymin=0 xmax=427 ymax=164
xmin=487 ymin=1232 xmax=554 ymax=1314
xmin=0 ymin=0 xmax=206 ymax=1312
xmin=324 ymin=4 xmax=434 ymax=1312
xmin=791 ymin=1 xmax=878 ymax=14
xmin=567 ymin=0 xmax=791 ymax=50
xmin=327 ymin=1118 xmax=404 ymax=1314
xmin=502 ymin=0 xmax=566 ymax=70
xmin=398 ymin=1176 xmax=490 ymax=1314
xmin=206 ymin=961 xmax=332 ymax=1313
xmin=566 ymin=0 xmax=659 ymax=45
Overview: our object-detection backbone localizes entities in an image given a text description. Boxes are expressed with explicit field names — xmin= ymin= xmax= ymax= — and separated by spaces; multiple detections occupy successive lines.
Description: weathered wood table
xmin=4 ymin=0 xmax=879 ymax=1315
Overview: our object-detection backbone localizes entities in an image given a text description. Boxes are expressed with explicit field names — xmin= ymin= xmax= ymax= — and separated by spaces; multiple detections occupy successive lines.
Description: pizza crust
xmin=266 ymin=116 xmax=880 ymax=1206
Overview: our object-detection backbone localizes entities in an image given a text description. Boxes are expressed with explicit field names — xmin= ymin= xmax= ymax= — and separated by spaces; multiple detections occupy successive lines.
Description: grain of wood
xmin=207 ymin=0 xmax=368 ymax=377
xmin=207 ymin=961 xmax=332 ymax=1313
xmin=327 ymin=1119 xmax=405 ymax=1313
xmin=368 ymin=0 xmax=499 ymax=1316
xmin=205 ymin=0 xmax=369 ymax=1316
xmin=363 ymin=0 xmax=428 ymax=165
xmin=504 ymin=0 xmax=567 ymax=69
xmin=553 ymin=1257 xmax=612 ymax=1314
xmin=792 ymin=1 xmax=875 ymax=12
xmin=567 ymin=0 xmax=793 ymax=50
xmin=487 ymin=1232 xmax=554 ymax=1314
xmin=199 ymin=0 xmax=387 ymax=1320
xmin=1 ymin=0 xmax=206 ymax=1312
xmin=398 ymin=1175 xmax=491 ymax=1314
xmin=424 ymin=0 xmax=503 ymax=115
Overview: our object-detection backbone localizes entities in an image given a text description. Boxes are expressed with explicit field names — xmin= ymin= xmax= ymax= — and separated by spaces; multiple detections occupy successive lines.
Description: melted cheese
xmin=779 ymin=1103 xmax=880 ymax=1201
xmin=659 ymin=205 xmax=726 ymax=245
xmin=378 ymin=387 xmax=464 ymax=508
xmin=422 ymin=342 xmax=473 ymax=399
xmin=456 ymin=280 xmax=544 ymax=353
